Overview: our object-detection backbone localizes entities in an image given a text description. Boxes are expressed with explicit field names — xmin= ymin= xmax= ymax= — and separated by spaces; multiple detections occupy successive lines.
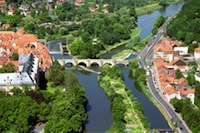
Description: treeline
xmin=89 ymin=0 xmax=168 ymax=7
xmin=129 ymin=59 xmax=146 ymax=84
xmin=0 ymin=60 xmax=88 ymax=133
xmin=44 ymin=60 xmax=88 ymax=132
xmin=152 ymin=16 xmax=166 ymax=35
xmin=98 ymin=65 xmax=150 ymax=132
xmin=166 ymin=0 xmax=200 ymax=44
xmin=171 ymin=98 xmax=200 ymax=132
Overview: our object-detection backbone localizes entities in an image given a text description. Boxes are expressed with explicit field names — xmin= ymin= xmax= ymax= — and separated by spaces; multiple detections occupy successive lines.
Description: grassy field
xmin=46 ymin=82 xmax=63 ymax=94
xmin=112 ymin=49 xmax=133 ymax=59
xmin=136 ymin=0 xmax=182 ymax=16
xmin=130 ymin=28 xmax=141 ymax=39
xmin=136 ymin=3 xmax=161 ymax=16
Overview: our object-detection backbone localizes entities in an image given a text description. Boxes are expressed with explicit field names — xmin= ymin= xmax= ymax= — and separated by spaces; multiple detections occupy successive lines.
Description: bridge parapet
xmin=56 ymin=59 xmax=129 ymax=67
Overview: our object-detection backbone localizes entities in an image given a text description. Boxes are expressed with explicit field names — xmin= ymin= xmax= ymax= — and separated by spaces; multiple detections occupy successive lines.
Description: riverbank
xmin=138 ymin=81 xmax=176 ymax=131
xmin=98 ymin=28 xmax=140 ymax=59
xmin=129 ymin=59 xmax=176 ymax=131
xmin=98 ymin=65 xmax=150 ymax=132
xmin=136 ymin=0 xmax=183 ymax=16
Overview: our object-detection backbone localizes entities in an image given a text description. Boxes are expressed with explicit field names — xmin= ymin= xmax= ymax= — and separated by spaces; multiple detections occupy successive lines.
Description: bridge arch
xmin=78 ymin=62 xmax=87 ymax=67
xmin=90 ymin=62 xmax=100 ymax=67
xmin=116 ymin=63 xmax=126 ymax=67
xmin=103 ymin=63 xmax=113 ymax=67
xmin=65 ymin=62 xmax=74 ymax=67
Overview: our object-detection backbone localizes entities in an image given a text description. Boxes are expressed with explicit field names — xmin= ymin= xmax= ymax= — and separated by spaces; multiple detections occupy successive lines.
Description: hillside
xmin=166 ymin=0 xmax=200 ymax=44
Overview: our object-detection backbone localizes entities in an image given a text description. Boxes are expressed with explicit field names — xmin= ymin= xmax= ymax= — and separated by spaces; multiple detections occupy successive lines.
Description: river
xmin=100 ymin=0 xmax=185 ymax=59
xmin=47 ymin=1 xmax=185 ymax=132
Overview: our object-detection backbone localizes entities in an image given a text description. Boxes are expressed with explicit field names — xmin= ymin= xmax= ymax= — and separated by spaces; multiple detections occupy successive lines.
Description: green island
xmin=98 ymin=65 xmax=150 ymax=132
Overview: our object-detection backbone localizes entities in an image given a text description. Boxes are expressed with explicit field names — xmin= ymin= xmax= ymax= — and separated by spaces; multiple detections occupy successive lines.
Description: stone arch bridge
xmin=56 ymin=59 xmax=129 ymax=67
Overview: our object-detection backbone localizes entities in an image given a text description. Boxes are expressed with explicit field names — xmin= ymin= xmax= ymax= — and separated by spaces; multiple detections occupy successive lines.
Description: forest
xmin=167 ymin=0 xmax=200 ymax=44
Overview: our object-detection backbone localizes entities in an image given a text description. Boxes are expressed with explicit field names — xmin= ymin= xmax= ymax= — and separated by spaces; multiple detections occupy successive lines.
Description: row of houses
xmin=153 ymin=37 xmax=195 ymax=104
xmin=0 ymin=29 xmax=52 ymax=92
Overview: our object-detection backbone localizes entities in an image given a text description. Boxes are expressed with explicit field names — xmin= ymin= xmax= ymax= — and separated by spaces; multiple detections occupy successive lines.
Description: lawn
xmin=46 ymin=82 xmax=63 ymax=94
xmin=112 ymin=49 xmax=133 ymax=59
xmin=136 ymin=0 xmax=182 ymax=16
xmin=136 ymin=3 xmax=161 ymax=16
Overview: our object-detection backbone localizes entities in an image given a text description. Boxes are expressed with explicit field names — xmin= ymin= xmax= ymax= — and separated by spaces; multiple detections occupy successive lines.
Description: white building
xmin=0 ymin=53 xmax=39 ymax=92
xmin=194 ymin=47 xmax=200 ymax=60
xmin=174 ymin=47 xmax=188 ymax=55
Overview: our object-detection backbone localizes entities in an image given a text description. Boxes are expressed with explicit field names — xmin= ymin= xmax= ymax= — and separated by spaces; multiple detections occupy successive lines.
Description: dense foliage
xmin=0 ymin=63 xmax=16 ymax=73
xmin=9 ymin=53 xmax=19 ymax=60
xmin=45 ymin=60 xmax=65 ymax=86
xmin=0 ymin=96 xmax=40 ymax=132
xmin=0 ymin=87 xmax=50 ymax=133
xmin=151 ymin=16 xmax=166 ymax=35
xmin=171 ymin=98 xmax=200 ymax=132
xmin=167 ymin=0 xmax=200 ymax=44
xmin=129 ymin=58 xmax=146 ymax=83
xmin=0 ymin=61 xmax=88 ymax=133
xmin=44 ymin=60 xmax=88 ymax=132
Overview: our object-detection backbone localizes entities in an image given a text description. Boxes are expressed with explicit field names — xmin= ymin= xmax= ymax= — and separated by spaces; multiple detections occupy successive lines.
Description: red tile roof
xmin=179 ymin=88 xmax=195 ymax=95
xmin=195 ymin=47 xmax=200 ymax=53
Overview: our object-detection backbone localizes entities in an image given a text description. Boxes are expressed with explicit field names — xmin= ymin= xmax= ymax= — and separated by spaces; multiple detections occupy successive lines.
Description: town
xmin=153 ymin=37 xmax=195 ymax=104
xmin=0 ymin=0 xmax=199 ymax=133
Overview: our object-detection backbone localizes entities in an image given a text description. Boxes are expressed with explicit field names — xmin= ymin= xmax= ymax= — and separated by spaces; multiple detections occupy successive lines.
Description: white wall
xmin=174 ymin=47 xmax=188 ymax=55
xmin=194 ymin=52 xmax=200 ymax=59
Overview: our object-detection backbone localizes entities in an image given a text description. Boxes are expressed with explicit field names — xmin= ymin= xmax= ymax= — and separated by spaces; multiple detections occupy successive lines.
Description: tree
xmin=134 ymin=68 xmax=146 ymax=79
xmin=170 ymin=98 xmax=183 ymax=113
xmin=7 ymin=15 xmax=22 ymax=27
xmin=81 ymin=31 xmax=91 ymax=43
xmin=46 ymin=60 xmax=65 ymax=86
xmin=186 ymin=72 xmax=196 ymax=86
xmin=175 ymin=69 xmax=184 ymax=79
xmin=0 ymin=96 xmax=39 ymax=132
xmin=44 ymin=94 xmax=87 ymax=133
xmin=0 ymin=63 xmax=15 ymax=73
xmin=11 ymin=87 xmax=22 ymax=96
xmin=9 ymin=53 xmax=19 ymax=60
xmin=188 ymin=61 xmax=197 ymax=67
xmin=58 ymin=27 xmax=68 ymax=35
xmin=66 ymin=34 xmax=74 ymax=44
xmin=129 ymin=58 xmax=138 ymax=69
xmin=159 ymin=0 xmax=168 ymax=7
xmin=24 ymin=22 xmax=36 ymax=33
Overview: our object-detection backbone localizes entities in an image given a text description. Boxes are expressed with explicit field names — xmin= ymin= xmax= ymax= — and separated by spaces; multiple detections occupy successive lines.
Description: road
xmin=138 ymin=15 xmax=192 ymax=133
